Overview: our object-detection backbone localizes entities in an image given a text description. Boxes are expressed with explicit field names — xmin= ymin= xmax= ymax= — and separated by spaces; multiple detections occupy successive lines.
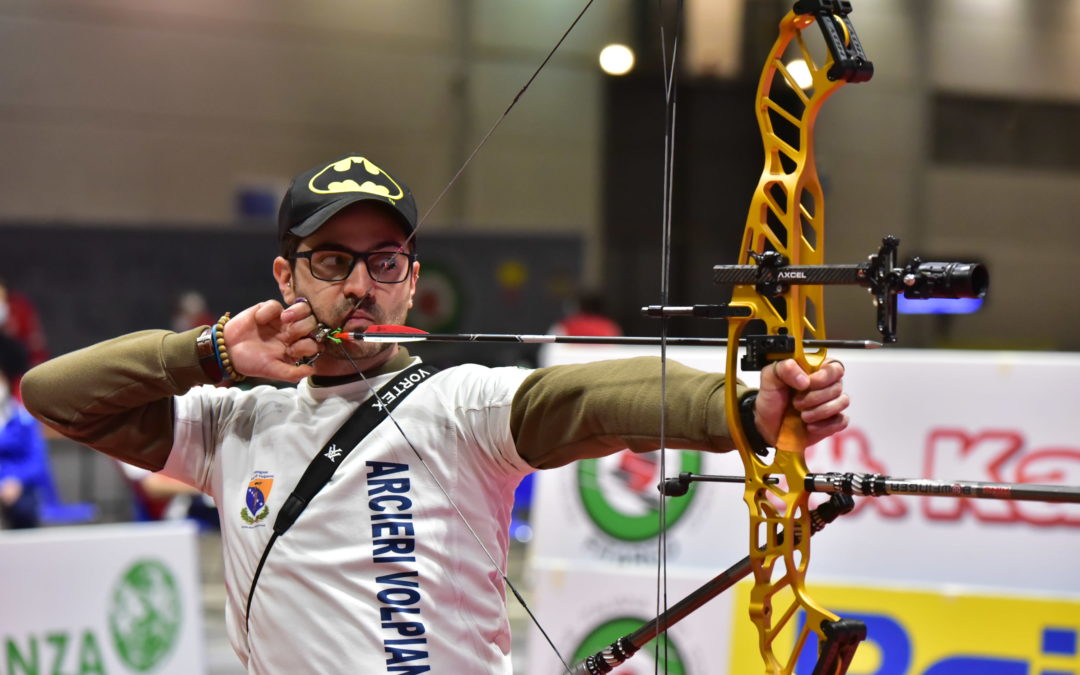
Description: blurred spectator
xmin=118 ymin=462 xmax=220 ymax=530
xmin=0 ymin=334 xmax=46 ymax=529
xmin=171 ymin=290 xmax=215 ymax=333
xmin=550 ymin=290 xmax=622 ymax=338
xmin=0 ymin=278 xmax=49 ymax=375
xmin=539 ymin=289 xmax=623 ymax=366
xmin=119 ymin=293 xmax=219 ymax=527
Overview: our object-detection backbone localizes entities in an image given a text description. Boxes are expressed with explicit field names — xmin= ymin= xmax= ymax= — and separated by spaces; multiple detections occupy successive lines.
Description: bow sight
xmin=645 ymin=237 xmax=988 ymax=370
xmin=712 ymin=235 xmax=989 ymax=347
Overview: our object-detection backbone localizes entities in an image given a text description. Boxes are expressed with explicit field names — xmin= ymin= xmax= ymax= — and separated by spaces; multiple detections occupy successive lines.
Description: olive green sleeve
xmin=20 ymin=326 xmax=215 ymax=471
xmin=509 ymin=357 xmax=749 ymax=469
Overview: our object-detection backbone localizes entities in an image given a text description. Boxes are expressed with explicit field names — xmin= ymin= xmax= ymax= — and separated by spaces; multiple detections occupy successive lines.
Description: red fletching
xmin=365 ymin=325 xmax=430 ymax=335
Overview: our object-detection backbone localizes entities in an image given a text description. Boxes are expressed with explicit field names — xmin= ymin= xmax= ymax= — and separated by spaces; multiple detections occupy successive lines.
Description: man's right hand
xmin=222 ymin=299 xmax=318 ymax=382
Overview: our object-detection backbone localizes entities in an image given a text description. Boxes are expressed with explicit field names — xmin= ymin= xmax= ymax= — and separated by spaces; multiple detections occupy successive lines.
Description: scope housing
xmin=902 ymin=262 xmax=988 ymax=300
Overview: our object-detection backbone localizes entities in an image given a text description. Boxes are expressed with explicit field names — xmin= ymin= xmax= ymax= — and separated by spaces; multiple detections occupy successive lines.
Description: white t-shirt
xmin=163 ymin=357 xmax=535 ymax=674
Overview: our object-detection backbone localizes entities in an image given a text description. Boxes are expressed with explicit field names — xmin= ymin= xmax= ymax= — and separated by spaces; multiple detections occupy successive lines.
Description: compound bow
xmin=641 ymin=2 xmax=984 ymax=673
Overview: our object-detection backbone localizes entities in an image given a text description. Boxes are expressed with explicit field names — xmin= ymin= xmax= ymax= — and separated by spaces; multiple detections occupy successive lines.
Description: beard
xmin=324 ymin=335 xmax=392 ymax=363
xmin=313 ymin=292 xmax=409 ymax=367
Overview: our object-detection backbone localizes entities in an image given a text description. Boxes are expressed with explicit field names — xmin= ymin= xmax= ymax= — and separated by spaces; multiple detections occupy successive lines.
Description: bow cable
xmin=654 ymin=0 xmax=685 ymax=671
xmin=333 ymin=342 xmax=574 ymax=672
xmin=317 ymin=3 xmax=599 ymax=673
xmin=401 ymin=0 xmax=597 ymax=253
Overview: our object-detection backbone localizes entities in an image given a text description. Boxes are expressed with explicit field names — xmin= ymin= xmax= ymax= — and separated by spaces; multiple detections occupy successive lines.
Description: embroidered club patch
xmin=241 ymin=472 xmax=274 ymax=526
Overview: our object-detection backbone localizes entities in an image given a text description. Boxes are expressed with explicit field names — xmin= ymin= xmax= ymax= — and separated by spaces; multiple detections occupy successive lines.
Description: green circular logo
xmin=572 ymin=616 xmax=687 ymax=674
xmin=578 ymin=450 xmax=702 ymax=541
xmin=108 ymin=559 xmax=181 ymax=672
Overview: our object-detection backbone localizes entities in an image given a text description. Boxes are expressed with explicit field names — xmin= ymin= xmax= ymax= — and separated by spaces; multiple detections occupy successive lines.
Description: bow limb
xmin=724 ymin=6 xmax=867 ymax=673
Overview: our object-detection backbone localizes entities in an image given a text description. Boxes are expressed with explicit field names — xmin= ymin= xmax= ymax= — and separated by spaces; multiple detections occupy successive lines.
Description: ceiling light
xmin=599 ymin=44 xmax=635 ymax=76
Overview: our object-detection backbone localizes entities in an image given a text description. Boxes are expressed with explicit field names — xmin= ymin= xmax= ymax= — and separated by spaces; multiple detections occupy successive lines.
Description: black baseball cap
xmin=277 ymin=154 xmax=418 ymax=253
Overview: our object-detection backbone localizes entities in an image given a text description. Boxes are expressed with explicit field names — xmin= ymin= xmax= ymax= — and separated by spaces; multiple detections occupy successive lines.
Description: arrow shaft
xmin=336 ymin=331 xmax=879 ymax=349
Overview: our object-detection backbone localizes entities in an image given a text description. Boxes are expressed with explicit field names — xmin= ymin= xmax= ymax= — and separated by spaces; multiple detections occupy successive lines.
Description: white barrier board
xmin=525 ymin=564 xmax=737 ymax=675
xmin=525 ymin=345 xmax=1080 ymax=674
xmin=0 ymin=521 xmax=206 ymax=675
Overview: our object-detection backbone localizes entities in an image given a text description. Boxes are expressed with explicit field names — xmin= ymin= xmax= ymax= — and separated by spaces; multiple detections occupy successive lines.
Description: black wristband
xmin=739 ymin=392 xmax=771 ymax=457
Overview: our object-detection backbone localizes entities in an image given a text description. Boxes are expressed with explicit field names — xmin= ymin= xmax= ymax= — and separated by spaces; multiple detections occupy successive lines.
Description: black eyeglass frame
xmin=288 ymin=246 xmax=418 ymax=284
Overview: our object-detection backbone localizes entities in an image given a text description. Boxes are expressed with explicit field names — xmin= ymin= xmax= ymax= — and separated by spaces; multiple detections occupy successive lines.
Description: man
xmin=22 ymin=153 xmax=848 ymax=674
xmin=0 ymin=277 xmax=49 ymax=387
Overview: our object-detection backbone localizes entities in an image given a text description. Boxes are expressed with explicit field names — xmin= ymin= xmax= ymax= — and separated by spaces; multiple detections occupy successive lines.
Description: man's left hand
xmin=754 ymin=359 xmax=849 ymax=447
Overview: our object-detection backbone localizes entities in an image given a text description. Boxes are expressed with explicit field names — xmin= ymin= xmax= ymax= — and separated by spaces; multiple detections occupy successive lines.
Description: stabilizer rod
xmin=569 ymin=494 xmax=855 ymax=674
xmin=806 ymin=472 xmax=1080 ymax=503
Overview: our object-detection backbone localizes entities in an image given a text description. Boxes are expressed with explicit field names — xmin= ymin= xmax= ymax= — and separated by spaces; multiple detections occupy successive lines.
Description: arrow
xmin=332 ymin=325 xmax=882 ymax=349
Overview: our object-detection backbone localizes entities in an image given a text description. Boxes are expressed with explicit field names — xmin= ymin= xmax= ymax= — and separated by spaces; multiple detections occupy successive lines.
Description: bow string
xmin=322 ymin=3 xmax=601 ymax=673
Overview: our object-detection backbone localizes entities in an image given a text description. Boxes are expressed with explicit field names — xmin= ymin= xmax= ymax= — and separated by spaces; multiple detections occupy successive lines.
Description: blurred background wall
xmin=1 ymin=0 xmax=1078 ymax=353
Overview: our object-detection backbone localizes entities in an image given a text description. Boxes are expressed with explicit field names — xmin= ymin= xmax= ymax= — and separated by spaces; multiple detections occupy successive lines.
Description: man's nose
xmin=340 ymin=259 xmax=374 ymax=296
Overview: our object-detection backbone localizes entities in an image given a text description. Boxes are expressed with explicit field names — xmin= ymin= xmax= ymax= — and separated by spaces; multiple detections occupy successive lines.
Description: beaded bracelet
xmin=213 ymin=313 xmax=247 ymax=382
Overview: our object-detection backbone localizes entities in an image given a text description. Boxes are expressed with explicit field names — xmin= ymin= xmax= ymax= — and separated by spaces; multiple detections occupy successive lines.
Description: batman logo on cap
xmin=308 ymin=156 xmax=405 ymax=203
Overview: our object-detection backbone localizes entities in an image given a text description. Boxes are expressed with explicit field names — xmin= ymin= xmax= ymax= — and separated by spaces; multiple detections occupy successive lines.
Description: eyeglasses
xmin=289 ymin=247 xmax=417 ymax=284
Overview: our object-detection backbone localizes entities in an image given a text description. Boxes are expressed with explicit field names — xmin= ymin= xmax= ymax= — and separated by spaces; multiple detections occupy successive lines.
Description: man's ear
xmin=273 ymin=257 xmax=296 ymax=305
xmin=407 ymin=261 xmax=420 ymax=309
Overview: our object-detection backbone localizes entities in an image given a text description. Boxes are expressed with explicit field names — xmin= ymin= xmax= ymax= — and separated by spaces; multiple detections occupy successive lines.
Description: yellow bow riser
xmin=725 ymin=9 xmax=858 ymax=674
